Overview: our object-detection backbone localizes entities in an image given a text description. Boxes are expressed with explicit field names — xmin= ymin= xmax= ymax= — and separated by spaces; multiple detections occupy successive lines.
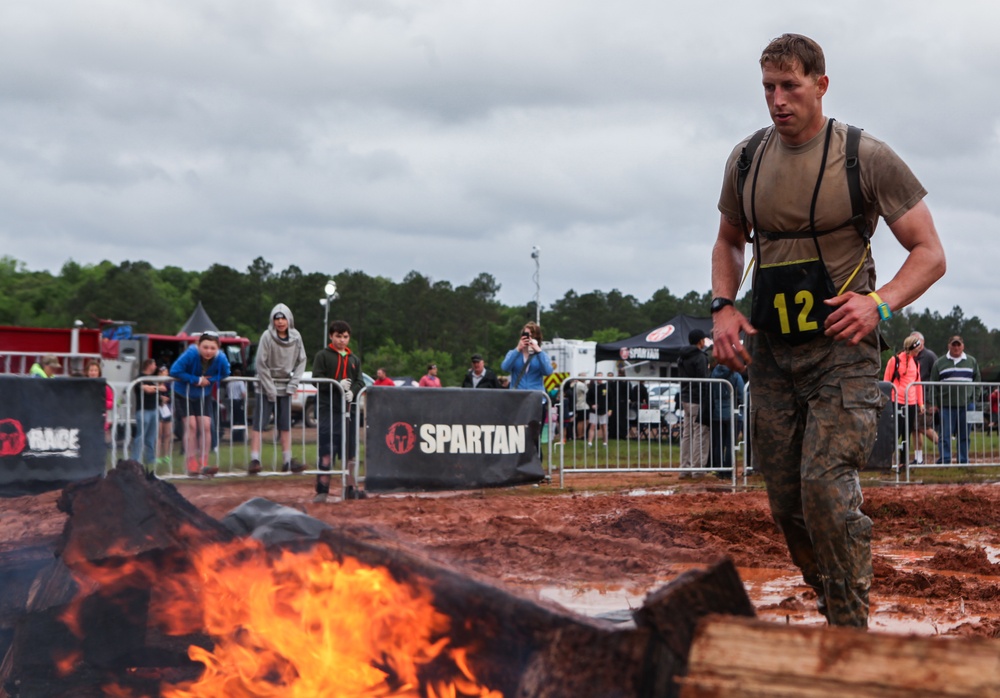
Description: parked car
xmin=291 ymin=371 xmax=373 ymax=427
xmin=645 ymin=383 xmax=680 ymax=411
xmin=644 ymin=382 xmax=683 ymax=441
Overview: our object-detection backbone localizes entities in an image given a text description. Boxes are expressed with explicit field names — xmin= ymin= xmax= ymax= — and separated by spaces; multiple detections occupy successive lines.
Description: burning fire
xmin=61 ymin=537 xmax=500 ymax=697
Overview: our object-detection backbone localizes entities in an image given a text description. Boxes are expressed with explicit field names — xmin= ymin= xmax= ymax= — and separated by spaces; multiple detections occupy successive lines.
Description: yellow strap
xmin=737 ymin=256 xmax=754 ymax=295
xmin=836 ymin=242 xmax=870 ymax=296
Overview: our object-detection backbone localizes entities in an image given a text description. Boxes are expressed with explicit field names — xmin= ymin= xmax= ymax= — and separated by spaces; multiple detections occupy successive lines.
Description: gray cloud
xmin=0 ymin=0 xmax=995 ymax=331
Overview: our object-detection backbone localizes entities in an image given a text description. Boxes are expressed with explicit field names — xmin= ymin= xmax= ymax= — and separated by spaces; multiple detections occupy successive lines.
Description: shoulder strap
xmin=736 ymin=124 xmax=870 ymax=243
xmin=736 ymin=127 xmax=769 ymax=243
xmin=512 ymin=352 xmax=535 ymax=389
xmin=844 ymin=124 xmax=871 ymax=241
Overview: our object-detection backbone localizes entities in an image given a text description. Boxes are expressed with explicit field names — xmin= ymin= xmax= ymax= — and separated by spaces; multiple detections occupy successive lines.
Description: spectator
xmin=929 ymin=335 xmax=980 ymax=464
xmin=249 ymin=304 xmax=307 ymax=475
xmin=586 ymin=373 xmax=610 ymax=446
xmin=910 ymin=331 xmax=938 ymax=382
xmin=608 ymin=370 xmax=631 ymax=441
xmin=709 ymin=358 xmax=745 ymax=476
xmin=574 ymin=375 xmax=590 ymax=440
xmin=909 ymin=331 xmax=940 ymax=458
xmin=373 ymin=368 xmax=395 ymax=387
xmin=678 ymin=329 xmax=710 ymax=477
xmin=170 ymin=332 xmax=231 ymax=477
xmin=85 ymin=359 xmax=115 ymax=436
xmin=461 ymin=354 xmax=500 ymax=389
xmin=313 ymin=320 xmax=366 ymax=501
xmin=884 ymin=335 xmax=925 ymax=464
xmin=500 ymin=322 xmax=553 ymax=392
xmin=559 ymin=378 xmax=577 ymax=443
xmin=156 ymin=364 xmax=173 ymax=465
xmin=29 ymin=354 xmax=61 ymax=378
xmin=991 ymin=387 xmax=1000 ymax=433
xmin=131 ymin=358 xmax=165 ymax=465
xmin=419 ymin=363 xmax=443 ymax=388
xmin=630 ymin=380 xmax=649 ymax=439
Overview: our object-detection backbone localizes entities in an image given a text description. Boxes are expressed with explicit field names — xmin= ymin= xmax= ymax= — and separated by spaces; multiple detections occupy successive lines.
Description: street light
xmin=531 ymin=245 xmax=540 ymax=327
xmin=320 ymin=280 xmax=338 ymax=348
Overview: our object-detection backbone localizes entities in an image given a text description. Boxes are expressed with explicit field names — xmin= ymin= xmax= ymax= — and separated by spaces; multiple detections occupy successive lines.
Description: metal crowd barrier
xmin=891 ymin=380 xmax=1000 ymax=482
xmin=119 ymin=375 xmax=353 ymax=485
xmin=552 ymin=376 xmax=743 ymax=488
xmin=0 ymin=351 xmax=103 ymax=377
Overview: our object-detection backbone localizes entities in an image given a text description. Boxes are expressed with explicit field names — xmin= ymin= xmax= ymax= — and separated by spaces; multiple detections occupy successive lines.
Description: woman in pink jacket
xmin=884 ymin=335 xmax=925 ymax=465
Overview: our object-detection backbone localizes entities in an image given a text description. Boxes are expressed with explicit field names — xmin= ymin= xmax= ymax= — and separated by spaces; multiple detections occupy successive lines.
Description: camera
xmin=521 ymin=331 xmax=531 ymax=339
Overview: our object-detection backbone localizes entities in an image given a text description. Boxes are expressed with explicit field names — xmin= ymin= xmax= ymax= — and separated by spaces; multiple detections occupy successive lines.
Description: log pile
xmin=0 ymin=461 xmax=755 ymax=697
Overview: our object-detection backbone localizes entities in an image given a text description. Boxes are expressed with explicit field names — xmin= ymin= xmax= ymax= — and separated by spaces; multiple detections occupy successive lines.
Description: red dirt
xmin=4 ymin=473 xmax=1000 ymax=637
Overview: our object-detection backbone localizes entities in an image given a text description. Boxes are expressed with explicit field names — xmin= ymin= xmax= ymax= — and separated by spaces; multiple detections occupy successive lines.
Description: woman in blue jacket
xmin=501 ymin=322 xmax=553 ymax=391
xmin=170 ymin=331 xmax=231 ymax=476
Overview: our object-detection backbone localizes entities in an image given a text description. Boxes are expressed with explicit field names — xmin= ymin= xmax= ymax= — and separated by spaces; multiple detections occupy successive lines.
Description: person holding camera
xmin=501 ymin=322 xmax=553 ymax=391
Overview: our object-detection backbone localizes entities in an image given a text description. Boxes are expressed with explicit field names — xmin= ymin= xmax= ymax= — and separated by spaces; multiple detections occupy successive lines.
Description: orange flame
xmin=64 ymin=536 xmax=500 ymax=697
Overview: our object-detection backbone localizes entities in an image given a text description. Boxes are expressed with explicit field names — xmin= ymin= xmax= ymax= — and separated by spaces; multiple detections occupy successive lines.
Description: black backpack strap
xmin=735 ymin=127 xmax=769 ymax=244
xmin=845 ymin=124 xmax=871 ymax=241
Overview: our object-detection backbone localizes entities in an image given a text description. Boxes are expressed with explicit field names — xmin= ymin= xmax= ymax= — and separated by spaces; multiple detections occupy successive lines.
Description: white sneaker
xmin=312 ymin=493 xmax=328 ymax=503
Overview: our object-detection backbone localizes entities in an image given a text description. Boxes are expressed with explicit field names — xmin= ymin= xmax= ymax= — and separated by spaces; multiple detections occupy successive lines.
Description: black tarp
xmin=595 ymin=314 xmax=714 ymax=364
xmin=364 ymin=387 xmax=546 ymax=492
xmin=178 ymin=301 xmax=220 ymax=335
xmin=0 ymin=376 xmax=106 ymax=496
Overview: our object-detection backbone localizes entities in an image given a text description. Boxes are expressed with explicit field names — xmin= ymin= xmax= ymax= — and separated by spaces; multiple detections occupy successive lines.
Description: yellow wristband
xmin=868 ymin=292 xmax=892 ymax=321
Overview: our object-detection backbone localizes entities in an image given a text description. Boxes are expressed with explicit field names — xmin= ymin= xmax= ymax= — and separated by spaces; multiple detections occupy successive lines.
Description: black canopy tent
xmin=178 ymin=301 xmax=220 ymax=336
xmin=595 ymin=314 xmax=714 ymax=365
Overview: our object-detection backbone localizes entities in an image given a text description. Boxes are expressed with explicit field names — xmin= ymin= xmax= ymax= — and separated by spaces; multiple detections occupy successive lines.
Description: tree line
xmin=2 ymin=255 xmax=999 ymax=384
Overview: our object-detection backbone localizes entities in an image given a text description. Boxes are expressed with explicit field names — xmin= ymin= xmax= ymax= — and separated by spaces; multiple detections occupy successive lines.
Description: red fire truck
xmin=0 ymin=322 xmax=253 ymax=380
xmin=0 ymin=324 xmax=104 ymax=376
xmin=0 ymin=322 xmax=254 ymax=439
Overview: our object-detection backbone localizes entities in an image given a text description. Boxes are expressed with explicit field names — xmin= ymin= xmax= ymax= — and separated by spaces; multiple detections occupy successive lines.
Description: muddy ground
xmin=3 ymin=472 xmax=999 ymax=637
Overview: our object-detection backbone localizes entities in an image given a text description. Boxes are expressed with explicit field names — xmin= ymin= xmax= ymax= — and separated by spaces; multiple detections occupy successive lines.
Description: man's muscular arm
xmin=711 ymin=213 xmax=756 ymax=371
xmin=824 ymin=200 xmax=946 ymax=345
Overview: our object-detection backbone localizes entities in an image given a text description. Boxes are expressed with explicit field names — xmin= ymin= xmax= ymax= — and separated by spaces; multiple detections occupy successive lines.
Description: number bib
xmin=751 ymin=256 xmax=837 ymax=345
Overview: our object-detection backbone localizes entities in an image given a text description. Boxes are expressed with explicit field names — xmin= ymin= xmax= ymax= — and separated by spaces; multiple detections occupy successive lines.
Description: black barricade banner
xmin=365 ymin=387 xmax=546 ymax=492
xmin=0 ymin=376 xmax=107 ymax=497
xmin=866 ymin=381 xmax=896 ymax=471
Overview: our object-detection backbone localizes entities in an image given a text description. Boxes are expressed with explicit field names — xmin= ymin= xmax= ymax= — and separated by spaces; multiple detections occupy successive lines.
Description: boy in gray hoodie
xmin=249 ymin=303 xmax=307 ymax=474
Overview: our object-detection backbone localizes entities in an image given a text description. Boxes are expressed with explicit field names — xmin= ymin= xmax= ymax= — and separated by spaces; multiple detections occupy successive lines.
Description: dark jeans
xmin=710 ymin=418 xmax=734 ymax=471
xmin=939 ymin=406 xmax=970 ymax=463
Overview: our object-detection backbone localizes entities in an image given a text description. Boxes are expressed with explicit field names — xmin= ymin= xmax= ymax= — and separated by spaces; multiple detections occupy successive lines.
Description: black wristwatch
xmin=710 ymin=297 xmax=735 ymax=314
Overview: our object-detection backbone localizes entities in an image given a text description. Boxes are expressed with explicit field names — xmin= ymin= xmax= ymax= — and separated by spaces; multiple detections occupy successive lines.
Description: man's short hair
xmin=760 ymin=33 xmax=825 ymax=77
xmin=329 ymin=320 xmax=351 ymax=335
xmin=689 ymin=329 xmax=708 ymax=345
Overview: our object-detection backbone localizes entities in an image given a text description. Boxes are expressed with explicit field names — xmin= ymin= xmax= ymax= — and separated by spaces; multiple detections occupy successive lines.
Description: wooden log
xmin=680 ymin=615 xmax=1000 ymax=698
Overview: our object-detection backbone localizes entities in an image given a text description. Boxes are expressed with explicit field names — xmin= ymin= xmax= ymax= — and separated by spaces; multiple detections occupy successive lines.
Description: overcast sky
xmin=2 ymin=0 xmax=997 ymax=334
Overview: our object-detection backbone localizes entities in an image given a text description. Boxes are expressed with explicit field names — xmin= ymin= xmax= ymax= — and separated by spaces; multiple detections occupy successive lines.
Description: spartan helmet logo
xmin=385 ymin=422 xmax=416 ymax=455
xmin=0 ymin=419 xmax=27 ymax=457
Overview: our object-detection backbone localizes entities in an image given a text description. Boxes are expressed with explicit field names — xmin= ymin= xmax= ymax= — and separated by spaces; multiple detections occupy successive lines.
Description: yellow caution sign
xmin=545 ymin=372 xmax=569 ymax=394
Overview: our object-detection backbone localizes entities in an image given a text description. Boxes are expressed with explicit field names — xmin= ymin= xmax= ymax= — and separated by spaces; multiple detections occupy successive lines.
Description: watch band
xmin=710 ymin=297 xmax=735 ymax=314
xmin=868 ymin=292 xmax=892 ymax=321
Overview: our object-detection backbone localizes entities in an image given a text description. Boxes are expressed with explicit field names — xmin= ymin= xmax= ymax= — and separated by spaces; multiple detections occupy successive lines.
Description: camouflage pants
xmin=749 ymin=331 xmax=883 ymax=628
